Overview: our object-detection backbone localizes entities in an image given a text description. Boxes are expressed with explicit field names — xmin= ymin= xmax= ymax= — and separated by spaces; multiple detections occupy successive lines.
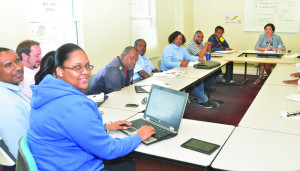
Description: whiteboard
xmin=244 ymin=0 xmax=300 ymax=33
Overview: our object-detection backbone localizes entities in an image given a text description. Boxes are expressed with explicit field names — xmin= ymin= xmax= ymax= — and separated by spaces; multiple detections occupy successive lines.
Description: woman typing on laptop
xmin=27 ymin=43 xmax=155 ymax=171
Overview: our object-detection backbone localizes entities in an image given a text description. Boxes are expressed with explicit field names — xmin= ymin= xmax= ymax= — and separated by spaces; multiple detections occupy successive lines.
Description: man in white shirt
xmin=133 ymin=39 xmax=160 ymax=82
xmin=16 ymin=40 xmax=42 ymax=99
xmin=0 ymin=48 xmax=30 ymax=170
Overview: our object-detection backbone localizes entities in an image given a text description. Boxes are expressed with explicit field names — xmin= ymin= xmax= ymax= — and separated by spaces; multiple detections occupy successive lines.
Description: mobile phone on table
xmin=125 ymin=104 xmax=139 ymax=108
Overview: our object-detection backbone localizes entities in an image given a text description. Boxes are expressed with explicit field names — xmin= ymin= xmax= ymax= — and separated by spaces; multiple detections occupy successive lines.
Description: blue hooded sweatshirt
xmin=27 ymin=75 xmax=141 ymax=171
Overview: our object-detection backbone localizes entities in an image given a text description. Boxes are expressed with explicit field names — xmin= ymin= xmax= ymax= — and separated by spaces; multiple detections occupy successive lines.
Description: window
xmin=131 ymin=0 xmax=158 ymax=57
xmin=27 ymin=0 xmax=82 ymax=54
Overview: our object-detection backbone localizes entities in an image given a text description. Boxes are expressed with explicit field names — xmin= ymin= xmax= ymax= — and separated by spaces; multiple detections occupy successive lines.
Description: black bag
xmin=193 ymin=61 xmax=221 ymax=69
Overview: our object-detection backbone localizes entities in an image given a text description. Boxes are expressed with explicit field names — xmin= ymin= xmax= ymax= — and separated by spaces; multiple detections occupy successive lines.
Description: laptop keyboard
xmin=131 ymin=119 xmax=172 ymax=139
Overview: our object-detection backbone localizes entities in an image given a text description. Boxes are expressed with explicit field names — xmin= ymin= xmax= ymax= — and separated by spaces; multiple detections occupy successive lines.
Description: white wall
xmin=81 ymin=0 xmax=131 ymax=72
xmin=0 ymin=1 xmax=30 ymax=50
xmin=193 ymin=0 xmax=300 ymax=52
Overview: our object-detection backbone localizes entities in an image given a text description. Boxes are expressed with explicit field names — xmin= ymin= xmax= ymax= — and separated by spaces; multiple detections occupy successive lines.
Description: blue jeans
xmin=191 ymin=82 xmax=208 ymax=103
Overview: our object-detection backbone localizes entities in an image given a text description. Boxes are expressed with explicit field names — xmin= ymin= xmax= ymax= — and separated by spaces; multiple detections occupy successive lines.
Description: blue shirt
xmin=133 ymin=55 xmax=156 ymax=80
xmin=0 ymin=81 xmax=30 ymax=158
xmin=160 ymin=43 xmax=199 ymax=71
xmin=88 ymin=56 xmax=134 ymax=95
xmin=28 ymin=75 xmax=141 ymax=171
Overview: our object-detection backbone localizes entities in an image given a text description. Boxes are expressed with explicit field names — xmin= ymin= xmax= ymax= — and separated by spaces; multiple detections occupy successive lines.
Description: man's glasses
xmin=60 ymin=64 xmax=94 ymax=73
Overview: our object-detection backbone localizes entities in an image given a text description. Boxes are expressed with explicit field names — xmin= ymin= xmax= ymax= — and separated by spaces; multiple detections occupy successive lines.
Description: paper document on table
xmin=285 ymin=53 xmax=300 ymax=58
xmin=214 ymin=50 xmax=234 ymax=54
xmin=263 ymin=50 xmax=276 ymax=54
xmin=87 ymin=93 xmax=104 ymax=102
xmin=243 ymin=50 xmax=260 ymax=53
xmin=188 ymin=62 xmax=199 ymax=67
xmin=280 ymin=111 xmax=300 ymax=120
xmin=135 ymin=79 xmax=169 ymax=88
xmin=285 ymin=94 xmax=300 ymax=102
xmin=153 ymin=70 xmax=185 ymax=77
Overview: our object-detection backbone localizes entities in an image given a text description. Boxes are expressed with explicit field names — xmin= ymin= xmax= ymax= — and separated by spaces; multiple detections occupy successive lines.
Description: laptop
xmin=121 ymin=84 xmax=188 ymax=145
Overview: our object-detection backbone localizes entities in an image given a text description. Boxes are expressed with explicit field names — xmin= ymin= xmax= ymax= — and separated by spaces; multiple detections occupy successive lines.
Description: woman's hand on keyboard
xmin=108 ymin=120 xmax=132 ymax=131
xmin=136 ymin=126 xmax=156 ymax=141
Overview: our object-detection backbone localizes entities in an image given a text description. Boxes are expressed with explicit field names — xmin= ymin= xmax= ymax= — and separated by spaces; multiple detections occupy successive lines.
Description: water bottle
xmin=205 ymin=51 xmax=211 ymax=61
xmin=277 ymin=45 xmax=282 ymax=54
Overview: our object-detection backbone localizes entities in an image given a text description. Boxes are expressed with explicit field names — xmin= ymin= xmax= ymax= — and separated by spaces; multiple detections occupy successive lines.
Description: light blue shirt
xmin=161 ymin=43 xmax=199 ymax=71
xmin=133 ymin=55 xmax=156 ymax=80
xmin=0 ymin=81 xmax=30 ymax=158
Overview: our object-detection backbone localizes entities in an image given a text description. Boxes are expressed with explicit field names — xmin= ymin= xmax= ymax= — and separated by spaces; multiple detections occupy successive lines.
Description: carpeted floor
xmin=135 ymin=74 xmax=265 ymax=171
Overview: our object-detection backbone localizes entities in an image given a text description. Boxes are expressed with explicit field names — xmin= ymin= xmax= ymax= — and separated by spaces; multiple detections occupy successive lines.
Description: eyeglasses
xmin=60 ymin=64 xmax=94 ymax=73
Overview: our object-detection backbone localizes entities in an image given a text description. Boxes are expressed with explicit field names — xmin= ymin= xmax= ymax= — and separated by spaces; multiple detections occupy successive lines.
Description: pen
xmin=286 ymin=111 xmax=300 ymax=117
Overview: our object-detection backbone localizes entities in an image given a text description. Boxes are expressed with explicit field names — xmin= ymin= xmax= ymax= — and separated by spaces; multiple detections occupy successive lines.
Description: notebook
xmin=121 ymin=84 xmax=188 ymax=145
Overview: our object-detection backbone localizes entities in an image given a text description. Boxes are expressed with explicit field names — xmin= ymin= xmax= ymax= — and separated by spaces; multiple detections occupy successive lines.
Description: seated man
xmin=283 ymin=72 xmax=300 ymax=85
xmin=208 ymin=26 xmax=234 ymax=84
xmin=88 ymin=46 xmax=139 ymax=95
xmin=0 ymin=48 xmax=30 ymax=161
xmin=186 ymin=30 xmax=221 ymax=90
xmin=16 ymin=40 xmax=42 ymax=99
xmin=161 ymin=31 xmax=218 ymax=108
xmin=133 ymin=39 xmax=160 ymax=82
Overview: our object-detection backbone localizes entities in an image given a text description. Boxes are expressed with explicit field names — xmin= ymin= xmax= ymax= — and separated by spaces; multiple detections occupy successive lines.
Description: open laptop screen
xmin=144 ymin=84 xmax=188 ymax=132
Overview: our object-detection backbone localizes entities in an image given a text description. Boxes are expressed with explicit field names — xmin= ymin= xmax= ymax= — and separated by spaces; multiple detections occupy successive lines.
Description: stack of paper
xmin=294 ymin=63 xmax=300 ymax=68
xmin=214 ymin=50 xmax=234 ymax=54
xmin=285 ymin=53 xmax=300 ymax=58
xmin=87 ymin=93 xmax=104 ymax=102
xmin=153 ymin=70 xmax=185 ymax=77
xmin=285 ymin=94 xmax=300 ymax=102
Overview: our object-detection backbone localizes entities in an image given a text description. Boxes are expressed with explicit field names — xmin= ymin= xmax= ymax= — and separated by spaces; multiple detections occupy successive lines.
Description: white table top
xmin=99 ymin=107 xmax=138 ymax=123
xmin=106 ymin=111 xmax=235 ymax=168
xmin=224 ymin=56 xmax=296 ymax=64
xmin=239 ymin=84 xmax=300 ymax=135
xmin=212 ymin=127 xmax=300 ymax=171
xmin=101 ymin=85 xmax=148 ymax=112
xmin=265 ymin=64 xmax=300 ymax=87
xmin=171 ymin=59 xmax=228 ymax=79
xmin=101 ymin=76 xmax=199 ymax=112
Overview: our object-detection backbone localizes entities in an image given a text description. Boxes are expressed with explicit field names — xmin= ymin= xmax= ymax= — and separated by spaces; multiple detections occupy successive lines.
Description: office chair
xmin=15 ymin=136 xmax=38 ymax=171
xmin=156 ymin=59 xmax=161 ymax=71
xmin=0 ymin=137 xmax=15 ymax=166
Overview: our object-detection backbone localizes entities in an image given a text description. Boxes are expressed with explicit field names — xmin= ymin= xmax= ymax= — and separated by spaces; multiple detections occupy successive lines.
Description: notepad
xmin=285 ymin=94 xmax=300 ymax=102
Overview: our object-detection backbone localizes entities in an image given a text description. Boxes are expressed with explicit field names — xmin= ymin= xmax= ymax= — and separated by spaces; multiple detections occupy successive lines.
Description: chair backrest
xmin=0 ymin=137 xmax=15 ymax=166
xmin=81 ymin=74 xmax=95 ymax=95
xmin=15 ymin=136 xmax=38 ymax=171
xmin=156 ymin=59 xmax=161 ymax=71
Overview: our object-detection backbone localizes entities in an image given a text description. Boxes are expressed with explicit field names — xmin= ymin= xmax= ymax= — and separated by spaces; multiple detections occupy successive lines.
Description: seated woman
xmin=254 ymin=23 xmax=285 ymax=84
xmin=28 ymin=43 xmax=155 ymax=170
xmin=160 ymin=31 xmax=219 ymax=109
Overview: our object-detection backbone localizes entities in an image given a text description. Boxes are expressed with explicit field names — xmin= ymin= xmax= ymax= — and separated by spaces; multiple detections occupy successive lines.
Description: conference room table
xmin=211 ymin=127 xmax=300 ymax=171
xmin=222 ymin=51 xmax=297 ymax=84
xmin=100 ymin=76 xmax=198 ymax=112
xmin=238 ymin=84 xmax=300 ymax=135
xmin=99 ymin=107 xmax=235 ymax=170
xmin=264 ymin=63 xmax=300 ymax=86
xmin=101 ymin=55 xmax=232 ymax=112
